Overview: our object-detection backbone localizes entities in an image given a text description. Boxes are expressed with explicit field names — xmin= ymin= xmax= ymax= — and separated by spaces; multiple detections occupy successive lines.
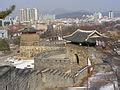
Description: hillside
xmin=56 ymin=11 xmax=92 ymax=19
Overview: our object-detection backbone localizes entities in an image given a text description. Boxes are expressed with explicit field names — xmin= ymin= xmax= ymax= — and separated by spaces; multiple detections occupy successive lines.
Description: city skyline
xmin=0 ymin=0 xmax=120 ymax=12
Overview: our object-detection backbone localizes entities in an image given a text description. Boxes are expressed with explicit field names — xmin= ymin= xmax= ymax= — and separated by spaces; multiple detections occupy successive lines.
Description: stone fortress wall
xmin=1 ymin=28 xmax=118 ymax=89
xmin=0 ymin=66 xmax=12 ymax=90
xmin=20 ymin=41 xmax=65 ymax=59
xmin=20 ymin=46 xmax=62 ymax=59
xmin=34 ymin=68 xmax=74 ymax=89
xmin=33 ymin=45 xmax=90 ymax=89
xmin=0 ymin=64 xmax=111 ymax=90
xmin=33 ymin=41 xmax=111 ymax=89
xmin=35 ymin=49 xmax=71 ymax=71
xmin=0 ymin=42 xmax=112 ymax=90
xmin=20 ymin=34 xmax=40 ymax=46
xmin=0 ymin=65 xmax=34 ymax=90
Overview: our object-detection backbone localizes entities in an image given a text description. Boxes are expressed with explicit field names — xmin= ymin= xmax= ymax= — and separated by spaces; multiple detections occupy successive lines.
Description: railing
xmin=73 ymin=63 xmax=119 ymax=90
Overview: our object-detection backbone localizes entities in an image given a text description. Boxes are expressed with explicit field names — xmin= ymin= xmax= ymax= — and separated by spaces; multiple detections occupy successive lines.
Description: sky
xmin=0 ymin=0 xmax=120 ymax=12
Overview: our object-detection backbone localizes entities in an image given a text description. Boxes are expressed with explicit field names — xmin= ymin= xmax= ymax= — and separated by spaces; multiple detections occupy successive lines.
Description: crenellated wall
xmin=20 ymin=40 xmax=65 ymax=59
xmin=38 ymin=68 xmax=73 ymax=88
xmin=20 ymin=46 xmax=63 ymax=59
xmin=34 ymin=47 xmax=91 ymax=89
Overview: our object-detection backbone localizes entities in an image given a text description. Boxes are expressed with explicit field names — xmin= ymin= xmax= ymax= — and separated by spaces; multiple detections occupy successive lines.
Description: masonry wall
xmin=66 ymin=44 xmax=104 ymax=66
xmin=20 ymin=46 xmax=62 ymax=59
xmin=34 ymin=47 xmax=89 ymax=89
xmin=29 ymin=68 xmax=74 ymax=90
xmin=33 ymin=43 xmax=107 ymax=89
xmin=34 ymin=49 xmax=71 ymax=72
xmin=20 ymin=34 xmax=39 ymax=46
xmin=0 ymin=70 xmax=11 ymax=90
xmin=0 ymin=66 xmax=34 ymax=90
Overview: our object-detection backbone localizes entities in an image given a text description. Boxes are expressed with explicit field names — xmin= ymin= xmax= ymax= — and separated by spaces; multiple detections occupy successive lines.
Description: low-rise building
xmin=0 ymin=30 xmax=8 ymax=39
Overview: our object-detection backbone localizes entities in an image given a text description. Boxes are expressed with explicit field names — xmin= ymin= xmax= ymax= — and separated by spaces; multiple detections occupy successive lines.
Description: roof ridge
xmin=63 ymin=29 xmax=96 ymax=39
xmin=77 ymin=29 xmax=96 ymax=33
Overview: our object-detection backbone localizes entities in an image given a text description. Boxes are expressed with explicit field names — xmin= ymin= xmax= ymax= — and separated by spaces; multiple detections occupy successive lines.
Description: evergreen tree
xmin=0 ymin=5 xmax=15 ymax=19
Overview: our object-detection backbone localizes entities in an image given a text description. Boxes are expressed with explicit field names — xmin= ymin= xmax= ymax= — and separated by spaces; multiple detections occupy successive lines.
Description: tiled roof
xmin=63 ymin=29 xmax=105 ymax=43
xmin=20 ymin=27 xmax=37 ymax=34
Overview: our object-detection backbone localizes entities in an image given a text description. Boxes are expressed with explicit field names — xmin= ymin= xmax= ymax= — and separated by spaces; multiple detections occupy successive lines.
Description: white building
xmin=18 ymin=8 xmax=39 ymax=23
xmin=0 ymin=30 xmax=8 ymax=39
xmin=109 ymin=11 xmax=114 ymax=18
xmin=0 ymin=19 xmax=11 ymax=27
xmin=93 ymin=12 xmax=103 ymax=19
xmin=98 ymin=12 xmax=103 ymax=19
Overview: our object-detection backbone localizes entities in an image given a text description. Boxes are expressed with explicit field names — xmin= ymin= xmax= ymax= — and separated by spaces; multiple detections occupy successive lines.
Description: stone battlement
xmin=34 ymin=49 xmax=72 ymax=72
xmin=39 ymin=40 xmax=65 ymax=47
xmin=40 ymin=68 xmax=73 ymax=79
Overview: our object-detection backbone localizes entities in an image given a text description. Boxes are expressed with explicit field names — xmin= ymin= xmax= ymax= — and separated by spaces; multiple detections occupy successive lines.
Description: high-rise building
xmin=98 ymin=12 xmax=103 ymax=19
xmin=93 ymin=12 xmax=103 ymax=19
xmin=109 ymin=11 xmax=114 ymax=18
xmin=18 ymin=8 xmax=39 ymax=23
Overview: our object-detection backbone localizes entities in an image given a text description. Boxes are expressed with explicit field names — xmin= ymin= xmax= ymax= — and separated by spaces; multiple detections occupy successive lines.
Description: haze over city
xmin=0 ymin=0 xmax=120 ymax=90
xmin=0 ymin=0 xmax=120 ymax=12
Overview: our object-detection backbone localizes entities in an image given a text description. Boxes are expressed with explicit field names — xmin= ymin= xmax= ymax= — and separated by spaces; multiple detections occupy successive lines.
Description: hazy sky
xmin=0 ymin=0 xmax=120 ymax=12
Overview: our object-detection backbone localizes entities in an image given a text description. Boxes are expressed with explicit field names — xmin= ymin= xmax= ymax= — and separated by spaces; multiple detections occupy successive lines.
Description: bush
xmin=0 ymin=39 xmax=10 ymax=51
xmin=13 ymin=36 xmax=20 ymax=46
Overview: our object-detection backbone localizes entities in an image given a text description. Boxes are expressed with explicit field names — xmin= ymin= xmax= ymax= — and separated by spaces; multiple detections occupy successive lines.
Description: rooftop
xmin=63 ymin=29 xmax=107 ymax=43
xmin=20 ymin=27 xmax=37 ymax=34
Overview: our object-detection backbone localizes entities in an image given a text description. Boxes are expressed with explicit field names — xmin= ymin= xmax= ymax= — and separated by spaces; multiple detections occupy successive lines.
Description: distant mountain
xmin=49 ymin=8 xmax=70 ymax=15
xmin=114 ymin=11 xmax=120 ymax=17
xmin=56 ymin=10 xmax=120 ymax=19
xmin=56 ymin=10 xmax=92 ymax=19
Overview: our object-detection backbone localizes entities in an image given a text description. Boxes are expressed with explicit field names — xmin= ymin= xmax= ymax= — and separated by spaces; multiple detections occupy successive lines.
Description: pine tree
xmin=0 ymin=5 xmax=15 ymax=19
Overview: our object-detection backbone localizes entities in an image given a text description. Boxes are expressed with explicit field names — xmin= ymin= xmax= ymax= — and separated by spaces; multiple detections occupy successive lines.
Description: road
xmin=0 ymin=50 xmax=17 ymax=66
